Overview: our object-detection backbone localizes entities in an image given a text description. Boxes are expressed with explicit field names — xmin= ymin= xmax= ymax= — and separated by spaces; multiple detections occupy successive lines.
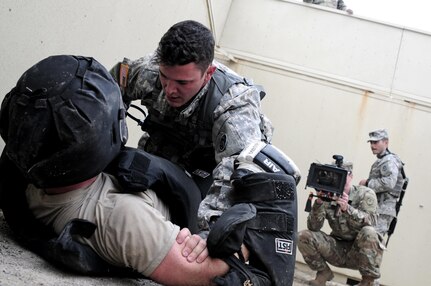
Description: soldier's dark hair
xmin=155 ymin=20 xmax=215 ymax=74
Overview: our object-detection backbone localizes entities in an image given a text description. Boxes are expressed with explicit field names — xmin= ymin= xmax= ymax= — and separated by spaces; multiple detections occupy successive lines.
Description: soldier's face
xmin=159 ymin=63 xmax=215 ymax=108
xmin=370 ymin=139 xmax=388 ymax=155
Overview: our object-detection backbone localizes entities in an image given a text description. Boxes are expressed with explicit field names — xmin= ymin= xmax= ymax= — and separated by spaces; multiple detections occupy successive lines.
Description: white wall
xmin=221 ymin=0 xmax=431 ymax=103
xmin=1 ymin=0 xmax=430 ymax=285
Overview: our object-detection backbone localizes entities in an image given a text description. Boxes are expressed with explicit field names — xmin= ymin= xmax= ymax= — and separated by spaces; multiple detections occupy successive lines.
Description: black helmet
xmin=0 ymin=55 xmax=128 ymax=188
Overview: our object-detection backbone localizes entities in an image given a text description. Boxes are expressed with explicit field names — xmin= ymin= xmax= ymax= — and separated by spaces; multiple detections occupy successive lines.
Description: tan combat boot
xmin=308 ymin=267 xmax=334 ymax=286
xmin=357 ymin=276 xmax=375 ymax=286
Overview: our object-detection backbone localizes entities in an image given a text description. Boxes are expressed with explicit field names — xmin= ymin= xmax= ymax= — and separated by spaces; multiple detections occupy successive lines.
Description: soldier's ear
xmin=205 ymin=65 xmax=217 ymax=80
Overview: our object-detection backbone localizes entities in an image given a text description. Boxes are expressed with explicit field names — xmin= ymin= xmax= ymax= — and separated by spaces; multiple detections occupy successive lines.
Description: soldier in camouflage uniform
xmin=110 ymin=20 xmax=274 ymax=232
xmin=303 ymin=0 xmax=353 ymax=14
xmin=359 ymin=129 xmax=405 ymax=236
xmin=111 ymin=20 xmax=303 ymax=285
xmin=298 ymin=161 xmax=384 ymax=286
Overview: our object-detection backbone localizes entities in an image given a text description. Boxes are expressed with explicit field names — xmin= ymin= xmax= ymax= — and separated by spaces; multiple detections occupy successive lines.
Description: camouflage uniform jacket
xmin=111 ymin=54 xmax=274 ymax=231
xmin=367 ymin=150 xmax=404 ymax=217
xmin=303 ymin=0 xmax=348 ymax=11
xmin=307 ymin=185 xmax=378 ymax=241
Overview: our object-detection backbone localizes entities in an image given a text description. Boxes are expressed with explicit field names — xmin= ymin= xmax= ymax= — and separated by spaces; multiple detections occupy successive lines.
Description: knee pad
xmin=236 ymin=172 xmax=297 ymax=286
xmin=210 ymin=172 xmax=298 ymax=286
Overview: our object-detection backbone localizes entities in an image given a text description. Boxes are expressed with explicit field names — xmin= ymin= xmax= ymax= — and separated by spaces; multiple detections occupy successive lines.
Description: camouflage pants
xmin=375 ymin=214 xmax=393 ymax=236
xmin=297 ymin=226 xmax=384 ymax=278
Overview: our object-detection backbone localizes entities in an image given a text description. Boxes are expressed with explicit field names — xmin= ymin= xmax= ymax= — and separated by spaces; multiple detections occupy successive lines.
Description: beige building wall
xmin=1 ymin=0 xmax=429 ymax=285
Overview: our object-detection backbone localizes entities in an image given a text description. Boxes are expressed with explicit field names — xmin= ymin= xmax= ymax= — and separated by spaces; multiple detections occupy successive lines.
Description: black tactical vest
xmin=141 ymin=68 xmax=264 ymax=175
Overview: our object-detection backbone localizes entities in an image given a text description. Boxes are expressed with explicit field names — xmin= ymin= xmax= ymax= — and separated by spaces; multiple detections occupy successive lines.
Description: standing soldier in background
xmin=359 ymin=129 xmax=406 ymax=237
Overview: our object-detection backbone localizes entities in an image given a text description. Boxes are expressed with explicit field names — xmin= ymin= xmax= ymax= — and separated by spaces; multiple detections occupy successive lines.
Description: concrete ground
xmin=0 ymin=210 xmax=348 ymax=286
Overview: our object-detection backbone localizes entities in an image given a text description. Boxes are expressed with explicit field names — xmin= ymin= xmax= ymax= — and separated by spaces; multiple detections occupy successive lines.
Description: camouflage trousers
xmin=375 ymin=214 xmax=393 ymax=236
xmin=297 ymin=226 xmax=384 ymax=278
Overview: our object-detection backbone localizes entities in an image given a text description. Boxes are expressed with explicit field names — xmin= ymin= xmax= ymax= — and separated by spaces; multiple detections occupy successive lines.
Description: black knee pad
xmin=234 ymin=172 xmax=298 ymax=286
xmin=209 ymin=172 xmax=298 ymax=286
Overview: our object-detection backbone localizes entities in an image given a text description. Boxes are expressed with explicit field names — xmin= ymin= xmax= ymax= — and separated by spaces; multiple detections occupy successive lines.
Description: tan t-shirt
xmin=26 ymin=173 xmax=180 ymax=276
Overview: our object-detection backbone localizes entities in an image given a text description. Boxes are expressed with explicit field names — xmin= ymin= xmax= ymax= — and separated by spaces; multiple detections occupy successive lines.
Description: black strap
xmin=105 ymin=147 xmax=202 ymax=233
xmin=247 ymin=212 xmax=294 ymax=232
xmin=231 ymin=172 xmax=296 ymax=203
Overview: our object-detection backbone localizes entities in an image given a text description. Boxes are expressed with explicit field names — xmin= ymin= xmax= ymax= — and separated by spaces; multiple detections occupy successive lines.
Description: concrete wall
xmin=1 ymin=0 xmax=430 ymax=285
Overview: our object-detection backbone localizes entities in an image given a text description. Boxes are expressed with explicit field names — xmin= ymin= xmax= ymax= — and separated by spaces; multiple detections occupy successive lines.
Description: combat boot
xmin=309 ymin=267 xmax=334 ymax=286
xmin=357 ymin=276 xmax=375 ymax=286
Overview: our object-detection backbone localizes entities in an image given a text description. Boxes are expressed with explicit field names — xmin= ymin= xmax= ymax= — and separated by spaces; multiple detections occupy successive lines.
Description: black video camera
xmin=304 ymin=155 xmax=348 ymax=211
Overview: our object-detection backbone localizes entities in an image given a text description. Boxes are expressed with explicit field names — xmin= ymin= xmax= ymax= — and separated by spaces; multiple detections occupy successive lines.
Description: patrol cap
xmin=340 ymin=161 xmax=353 ymax=173
xmin=367 ymin=129 xmax=388 ymax=142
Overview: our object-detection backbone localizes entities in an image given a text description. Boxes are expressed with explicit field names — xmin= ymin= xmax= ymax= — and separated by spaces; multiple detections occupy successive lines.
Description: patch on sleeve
xmin=365 ymin=197 xmax=374 ymax=206
xmin=363 ymin=192 xmax=377 ymax=209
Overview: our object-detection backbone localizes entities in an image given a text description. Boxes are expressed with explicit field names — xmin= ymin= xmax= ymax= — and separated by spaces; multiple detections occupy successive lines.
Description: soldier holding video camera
xmin=298 ymin=157 xmax=384 ymax=286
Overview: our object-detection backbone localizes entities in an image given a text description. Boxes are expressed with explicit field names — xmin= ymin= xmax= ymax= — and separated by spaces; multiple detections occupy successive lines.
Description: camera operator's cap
xmin=331 ymin=161 xmax=353 ymax=173
xmin=367 ymin=129 xmax=388 ymax=142
xmin=341 ymin=161 xmax=353 ymax=173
